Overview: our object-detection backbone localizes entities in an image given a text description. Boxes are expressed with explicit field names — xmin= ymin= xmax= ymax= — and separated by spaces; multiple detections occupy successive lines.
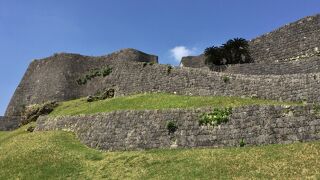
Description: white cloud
xmin=170 ymin=46 xmax=196 ymax=62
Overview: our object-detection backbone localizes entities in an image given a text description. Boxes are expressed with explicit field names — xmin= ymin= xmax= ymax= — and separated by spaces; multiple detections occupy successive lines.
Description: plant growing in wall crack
xmin=312 ymin=104 xmax=320 ymax=117
xmin=142 ymin=62 xmax=155 ymax=67
xmin=167 ymin=65 xmax=173 ymax=75
xmin=77 ymin=66 xmax=112 ymax=85
xmin=239 ymin=138 xmax=246 ymax=147
xmin=222 ymin=76 xmax=230 ymax=83
xmin=167 ymin=121 xmax=178 ymax=134
xmin=199 ymin=107 xmax=232 ymax=126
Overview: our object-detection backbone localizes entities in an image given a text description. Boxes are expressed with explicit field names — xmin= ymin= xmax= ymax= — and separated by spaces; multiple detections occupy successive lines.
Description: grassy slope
xmin=50 ymin=93 xmax=301 ymax=116
xmin=0 ymin=94 xmax=314 ymax=179
xmin=0 ymin=125 xmax=319 ymax=179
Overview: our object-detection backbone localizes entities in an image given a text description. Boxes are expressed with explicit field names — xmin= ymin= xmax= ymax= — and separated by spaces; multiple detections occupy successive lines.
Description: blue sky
xmin=0 ymin=0 xmax=319 ymax=115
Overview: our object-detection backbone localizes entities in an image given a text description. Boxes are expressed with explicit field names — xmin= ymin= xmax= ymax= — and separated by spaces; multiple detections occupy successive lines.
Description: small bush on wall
xmin=204 ymin=38 xmax=253 ymax=66
xmin=222 ymin=76 xmax=230 ymax=83
xmin=239 ymin=138 xmax=246 ymax=147
xmin=199 ymin=107 xmax=232 ymax=126
xmin=167 ymin=121 xmax=178 ymax=134
xmin=167 ymin=65 xmax=173 ymax=75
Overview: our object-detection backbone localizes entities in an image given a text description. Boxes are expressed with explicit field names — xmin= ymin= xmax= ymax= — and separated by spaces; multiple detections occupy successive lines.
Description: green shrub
xmin=142 ymin=62 xmax=155 ymax=67
xmin=77 ymin=66 xmax=112 ymax=85
xmin=76 ymin=78 xmax=87 ymax=85
xmin=223 ymin=76 xmax=230 ymax=83
xmin=199 ymin=107 xmax=232 ymax=126
xmin=313 ymin=104 xmax=320 ymax=116
xmin=26 ymin=126 xmax=35 ymax=132
xmin=167 ymin=121 xmax=178 ymax=134
xmin=239 ymin=138 xmax=246 ymax=147
xmin=167 ymin=65 xmax=173 ymax=75
xmin=101 ymin=66 xmax=112 ymax=77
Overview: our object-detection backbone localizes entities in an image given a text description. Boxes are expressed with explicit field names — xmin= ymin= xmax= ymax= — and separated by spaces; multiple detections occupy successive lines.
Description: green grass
xmin=50 ymin=93 xmax=302 ymax=116
xmin=0 ymin=125 xmax=319 ymax=179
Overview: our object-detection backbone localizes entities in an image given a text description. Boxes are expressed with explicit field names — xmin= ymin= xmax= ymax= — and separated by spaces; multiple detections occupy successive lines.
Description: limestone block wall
xmin=85 ymin=61 xmax=320 ymax=103
xmin=216 ymin=56 xmax=320 ymax=75
xmin=5 ymin=49 xmax=158 ymax=117
xmin=180 ymin=55 xmax=206 ymax=68
xmin=249 ymin=14 xmax=320 ymax=63
xmin=6 ymin=55 xmax=320 ymax=123
xmin=35 ymin=105 xmax=320 ymax=151
xmin=0 ymin=116 xmax=20 ymax=131
xmin=180 ymin=14 xmax=320 ymax=67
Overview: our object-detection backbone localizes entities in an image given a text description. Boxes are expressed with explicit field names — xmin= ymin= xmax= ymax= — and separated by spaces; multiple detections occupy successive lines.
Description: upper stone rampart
xmin=250 ymin=14 xmax=320 ymax=63
xmin=4 ymin=49 xmax=158 ymax=117
xmin=180 ymin=14 xmax=320 ymax=67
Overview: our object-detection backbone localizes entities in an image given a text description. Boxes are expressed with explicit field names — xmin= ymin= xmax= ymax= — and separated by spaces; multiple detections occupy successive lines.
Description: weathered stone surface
xmin=6 ymin=54 xmax=320 ymax=127
xmin=5 ymin=49 xmax=158 ymax=117
xmin=219 ymin=56 xmax=320 ymax=75
xmin=180 ymin=14 xmax=320 ymax=67
xmin=249 ymin=14 xmax=320 ymax=64
xmin=0 ymin=116 xmax=20 ymax=131
xmin=180 ymin=55 xmax=206 ymax=68
xmin=35 ymin=105 xmax=320 ymax=151
xmin=4 ymin=14 xmax=320 ymax=129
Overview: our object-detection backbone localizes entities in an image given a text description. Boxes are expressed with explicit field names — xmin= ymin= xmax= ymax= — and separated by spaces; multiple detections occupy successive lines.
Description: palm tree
xmin=204 ymin=46 xmax=224 ymax=65
xmin=204 ymin=38 xmax=253 ymax=67
xmin=223 ymin=38 xmax=252 ymax=64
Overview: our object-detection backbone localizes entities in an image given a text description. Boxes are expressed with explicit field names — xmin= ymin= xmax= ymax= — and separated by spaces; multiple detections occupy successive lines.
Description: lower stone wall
xmin=0 ymin=116 xmax=20 ymax=131
xmin=35 ymin=105 xmax=320 ymax=151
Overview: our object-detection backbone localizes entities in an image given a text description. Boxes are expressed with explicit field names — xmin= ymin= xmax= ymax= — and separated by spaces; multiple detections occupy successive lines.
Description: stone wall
xmin=83 ymin=62 xmax=320 ymax=103
xmin=180 ymin=55 xmax=206 ymax=68
xmin=35 ymin=105 xmax=320 ymax=151
xmin=216 ymin=56 xmax=320 ymax=75
xmin=249 ymin=14 xmax=320 ymax=63
xmin=6 ymin=53 xmax=320 ymax=124
xmin=4 ymin=13 xmax=320 ymax=123
xmin=0 ymin=116 xmax=20 ymax=131
xmin=5 ymin=49 xmax=158 ymax=117
xmin=180 ymin=14 xmax=320 ymax=67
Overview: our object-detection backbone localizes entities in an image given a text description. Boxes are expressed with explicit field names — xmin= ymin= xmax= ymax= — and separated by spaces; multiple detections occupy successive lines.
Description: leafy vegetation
xmin=167 ymin=121 xmax=178 ymax=134
xmin=204 ymin=38 xmax=253 ymax=66
xmin=0 ymin=125 xmax=320 ymax=179
xmin=167 ymin=65 xmax=173 ymax=75
xmin=142 ymin=62 xmax=155 ymax=67
xmin=223 ymin=76 xmax=230 ymax=83
xmin=240 ymin=138 xmax=246 ymax=147
xmin=199 ymin=107 xmax=232 ymax=126
xmin=49 ymin=93 xmax=302 ymax=116
xmin=76 ymin=66 xmax=112 ymax=85
xmin=313 ymin=104 xmax=320 ymax=113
